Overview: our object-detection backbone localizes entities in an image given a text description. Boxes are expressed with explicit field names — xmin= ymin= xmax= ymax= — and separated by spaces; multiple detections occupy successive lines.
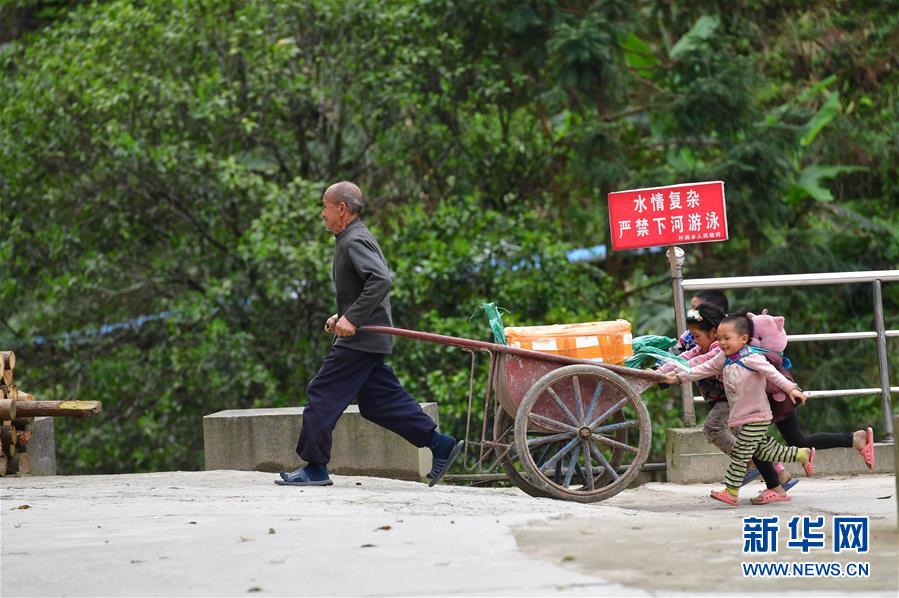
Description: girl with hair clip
xmin=670 ymin=290 xmax=730 ymax=355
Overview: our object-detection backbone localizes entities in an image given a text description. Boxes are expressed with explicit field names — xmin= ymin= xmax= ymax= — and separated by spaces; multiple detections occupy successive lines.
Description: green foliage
xmin=0 ymin=0 xmax=896 ymax=474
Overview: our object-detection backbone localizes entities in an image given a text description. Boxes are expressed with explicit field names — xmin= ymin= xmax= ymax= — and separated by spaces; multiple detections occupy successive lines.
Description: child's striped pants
xmin=725 ymin=421 xmax=799 ymax=490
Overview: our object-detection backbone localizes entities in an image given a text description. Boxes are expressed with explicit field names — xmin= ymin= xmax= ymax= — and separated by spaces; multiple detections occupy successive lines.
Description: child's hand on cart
xmin=662 ymin=372 xmax=679 ymax=385
xmin=788 ymin=387 xmax=807 ymax=405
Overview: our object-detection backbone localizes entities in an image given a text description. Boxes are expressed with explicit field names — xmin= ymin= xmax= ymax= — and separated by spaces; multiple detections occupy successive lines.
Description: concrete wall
xmin=667 ymin=427 xmax=895 ymax=484
xmin=203 ymin=404 xmax=438 ymax=481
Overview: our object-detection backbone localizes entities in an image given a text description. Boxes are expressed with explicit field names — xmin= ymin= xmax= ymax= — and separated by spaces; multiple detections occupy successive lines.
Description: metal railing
xmin=669 ymin=266 xmax=897 ymax=442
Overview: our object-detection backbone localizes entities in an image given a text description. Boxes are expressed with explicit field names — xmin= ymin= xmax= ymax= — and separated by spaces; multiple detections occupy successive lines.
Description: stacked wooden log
xmin=1 ymin=350 xmax=103 ymax=476
xmin=1 ymin=350 xmax=25 ymax=476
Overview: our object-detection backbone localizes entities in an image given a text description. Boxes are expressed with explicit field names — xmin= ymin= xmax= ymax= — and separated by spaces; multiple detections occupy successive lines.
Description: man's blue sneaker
xmin=275 ymin=466 xmax=333 ymax=487
xmin=427 ymin=437 xmax=463 ymax=488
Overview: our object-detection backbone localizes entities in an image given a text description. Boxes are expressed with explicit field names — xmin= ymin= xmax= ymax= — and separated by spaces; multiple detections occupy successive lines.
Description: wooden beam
xmin=15 ymin=400 xmax=102 ymax=418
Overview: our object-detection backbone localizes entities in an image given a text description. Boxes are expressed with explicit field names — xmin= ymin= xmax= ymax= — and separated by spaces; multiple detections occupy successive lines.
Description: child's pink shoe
xmin=750 ymin=489 xmax=791 ymax=505
xmin=858 ymin=427 xmax=874 ymax=470
xmin=710 ymin=489 xmax=738 ymax=506
xmin=802 ymin=447 xmax=816 ymax=477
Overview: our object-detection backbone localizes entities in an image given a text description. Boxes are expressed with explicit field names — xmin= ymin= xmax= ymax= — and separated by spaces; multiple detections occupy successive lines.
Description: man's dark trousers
xmin=296 ymin=345 xmax=437 ymax=465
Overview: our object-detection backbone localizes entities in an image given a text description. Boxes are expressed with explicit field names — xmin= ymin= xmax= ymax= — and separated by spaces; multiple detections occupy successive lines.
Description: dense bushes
xmin=1 ymin=0 xmax=896 ymax=472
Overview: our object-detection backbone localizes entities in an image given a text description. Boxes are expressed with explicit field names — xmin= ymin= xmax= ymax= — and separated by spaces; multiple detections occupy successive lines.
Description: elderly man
xmin=277 ymin=182 xmax=462 ymax=487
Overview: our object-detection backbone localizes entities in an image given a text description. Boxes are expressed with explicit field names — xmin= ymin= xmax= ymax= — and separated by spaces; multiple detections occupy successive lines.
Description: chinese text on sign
xmin=608 ymin=181 xmax=728 ymax=250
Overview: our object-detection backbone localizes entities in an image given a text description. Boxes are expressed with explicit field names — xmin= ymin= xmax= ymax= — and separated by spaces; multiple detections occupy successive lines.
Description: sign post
xmin=608 ymin=181 xmax=728 ymax=426
xmin=665 ymin=246 xmax=694 ymax=425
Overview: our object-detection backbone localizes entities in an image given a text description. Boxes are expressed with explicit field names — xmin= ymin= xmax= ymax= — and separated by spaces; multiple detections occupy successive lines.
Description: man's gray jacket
xmin=331 ymin=218 xmax=394 ymax=354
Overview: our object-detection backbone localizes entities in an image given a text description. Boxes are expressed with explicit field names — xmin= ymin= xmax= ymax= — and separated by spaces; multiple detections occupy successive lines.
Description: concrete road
xmin=518 ymin=475 xmax=897 ymax=595
xmin=1 ymin=471 xmax=896 ymax=597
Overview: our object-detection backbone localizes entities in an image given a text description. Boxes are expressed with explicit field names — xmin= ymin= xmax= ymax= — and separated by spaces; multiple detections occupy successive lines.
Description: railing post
xmin=666 ymin=246 xmax=695 ymax=426
xmin=872 ymin=280 xmax=895 ymax=443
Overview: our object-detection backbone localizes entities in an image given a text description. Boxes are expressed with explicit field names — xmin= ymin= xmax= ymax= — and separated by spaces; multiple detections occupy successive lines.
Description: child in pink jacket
xmin=663 ymin=313 xmax=815 ymax=506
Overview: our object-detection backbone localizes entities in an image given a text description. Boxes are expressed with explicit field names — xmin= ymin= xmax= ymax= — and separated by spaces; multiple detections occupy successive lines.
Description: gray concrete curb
xmin=203 ymin=403 xmax=438 ymax=480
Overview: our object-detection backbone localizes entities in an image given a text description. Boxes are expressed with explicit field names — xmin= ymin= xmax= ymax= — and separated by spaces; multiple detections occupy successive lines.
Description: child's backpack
xmin=747 ymin=309 xmax=797 ymax=421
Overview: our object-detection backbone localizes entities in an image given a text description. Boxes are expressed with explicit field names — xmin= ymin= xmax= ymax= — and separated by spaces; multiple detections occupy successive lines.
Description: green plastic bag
xmin=624 ymin=335 xmax=690 ymax=370
xmin=481 ymin=302 xmax=508 ymax=345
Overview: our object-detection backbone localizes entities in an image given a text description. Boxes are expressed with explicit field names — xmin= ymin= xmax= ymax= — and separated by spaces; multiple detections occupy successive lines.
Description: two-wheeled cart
xmin=362 ymin=325 xmax=666 ymax=503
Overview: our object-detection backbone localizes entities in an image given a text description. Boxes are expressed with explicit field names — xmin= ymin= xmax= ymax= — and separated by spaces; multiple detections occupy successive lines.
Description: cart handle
xmin=359 ymin=325 xmax=667 ymax=383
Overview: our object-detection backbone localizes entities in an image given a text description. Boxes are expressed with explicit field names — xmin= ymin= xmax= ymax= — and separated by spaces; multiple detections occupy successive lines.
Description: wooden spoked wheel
xmin=513 ymin=364 xmax=651 ymax=503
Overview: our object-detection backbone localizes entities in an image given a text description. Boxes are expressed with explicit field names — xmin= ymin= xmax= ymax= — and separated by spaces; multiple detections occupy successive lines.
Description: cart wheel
xmin=493 ymin=407 xmax=553 ymax=498
xmin=513 ymin=364 xmax=651 ymax=503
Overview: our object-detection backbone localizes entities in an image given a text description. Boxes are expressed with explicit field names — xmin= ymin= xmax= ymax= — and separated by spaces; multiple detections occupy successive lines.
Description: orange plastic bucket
xmin=504 ymin=320 xmax=633 ymax=364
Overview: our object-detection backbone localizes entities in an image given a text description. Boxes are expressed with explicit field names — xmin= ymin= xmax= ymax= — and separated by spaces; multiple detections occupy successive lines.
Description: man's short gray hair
xmin=325 ymin=181 xmax=365 ymax=215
